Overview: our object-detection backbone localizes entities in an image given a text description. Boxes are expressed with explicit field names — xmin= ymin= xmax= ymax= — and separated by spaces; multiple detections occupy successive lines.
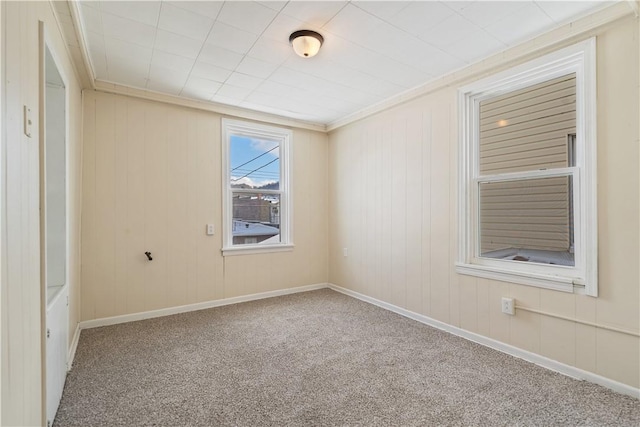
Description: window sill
xmin=222 ymin=244 xmax=294 ymax=257
xmin=455 ymin=262 xmax=577 ymax=293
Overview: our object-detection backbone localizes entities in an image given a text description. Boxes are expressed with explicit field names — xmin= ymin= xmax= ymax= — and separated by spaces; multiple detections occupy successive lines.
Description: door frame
xmin=38 ymin=20 xmax=71 ymax=426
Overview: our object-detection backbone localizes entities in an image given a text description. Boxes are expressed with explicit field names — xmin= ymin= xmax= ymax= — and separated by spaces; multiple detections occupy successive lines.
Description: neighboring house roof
xmin=232 ymin=220 xmax=279 ymax=237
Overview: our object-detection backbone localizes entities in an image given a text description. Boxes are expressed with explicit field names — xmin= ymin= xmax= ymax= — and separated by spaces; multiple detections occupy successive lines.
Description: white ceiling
xmin=77 ymin=0 xmax=614 ymax=125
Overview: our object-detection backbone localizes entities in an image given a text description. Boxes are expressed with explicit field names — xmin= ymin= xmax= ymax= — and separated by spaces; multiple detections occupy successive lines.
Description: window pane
xmin=230 ymin=135 xmax=280 ymax=190
xmin=479 ymin=176 xmax=574 ymax=266
xmin=232 ymin=193 xmax=281 ymax=245
xmin=479 ymin=74 xmax=576 ymax=175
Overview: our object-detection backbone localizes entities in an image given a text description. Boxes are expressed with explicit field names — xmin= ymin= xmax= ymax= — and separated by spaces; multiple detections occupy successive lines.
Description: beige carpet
xmin=55 ymin=289 xmax=639 ymax=426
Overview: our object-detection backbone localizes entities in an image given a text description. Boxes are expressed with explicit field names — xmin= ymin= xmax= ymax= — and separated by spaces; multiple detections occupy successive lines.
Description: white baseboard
xmin=68 ymin=322 xmax=81 ymax=371
xmin=328 ymin=283 xmax=640 ymax=399
xmin=79 ymin=283 xmax=329 ymax=330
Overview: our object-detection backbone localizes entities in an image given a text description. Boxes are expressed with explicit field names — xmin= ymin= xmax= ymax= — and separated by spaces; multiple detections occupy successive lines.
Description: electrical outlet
xmin=501 ymin=297 xmax=515 ymax=315
xmin=206 ymin=224 xmax=214 ymax=235
xmin=343 ymin=248 xmax=348 ymax=257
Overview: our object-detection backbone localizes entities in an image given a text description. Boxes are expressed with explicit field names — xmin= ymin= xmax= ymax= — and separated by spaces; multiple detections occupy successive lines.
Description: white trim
xmin=327 ymin=284 xmax=640 ymax=399
xmin=67 ymin=323 xmax=80 ymax=371
xmin=79 ymin=283 xmax=328 ymax=329
xmin=457 ymin=38 xmax=597 ymax=296
xmin=222 ymin=244 xmax=294 ymax=257
xmin=48 ymin=0 xmax=93 ymax=90
xmin=221 ymin=118 xmax=293 ymax=255
xmin=455 ymin=263 xmax=574 ymax=293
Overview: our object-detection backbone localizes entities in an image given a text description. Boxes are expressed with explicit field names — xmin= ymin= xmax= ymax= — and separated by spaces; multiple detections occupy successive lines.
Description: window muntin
xmin=457 ymin=39 xmax=597 ymax=295
xmin=222 ymin=119 xmax=292 ymax=255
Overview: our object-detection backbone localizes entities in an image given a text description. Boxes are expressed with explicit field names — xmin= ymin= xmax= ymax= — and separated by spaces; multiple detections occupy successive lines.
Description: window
xmin=222 ymin=119 xmax=292 ymax=256
xmin=457 ymin=39 xmax=597 ymax=296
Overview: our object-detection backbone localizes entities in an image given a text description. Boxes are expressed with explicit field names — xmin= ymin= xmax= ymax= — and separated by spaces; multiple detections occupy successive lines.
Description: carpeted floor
xmin=55 ymin=289 xmax=640 ymax=426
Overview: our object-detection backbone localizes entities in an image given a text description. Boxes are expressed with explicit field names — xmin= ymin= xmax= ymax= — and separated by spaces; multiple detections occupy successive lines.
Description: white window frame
xmin=222 ymin=118 xmax=293 ymax=256
xmin=457 ymin=38 xmax=597 ymax=296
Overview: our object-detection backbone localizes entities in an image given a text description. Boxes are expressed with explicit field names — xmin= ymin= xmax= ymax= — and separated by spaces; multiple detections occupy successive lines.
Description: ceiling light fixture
xmin=289 ymin=30 xmax=324 ymax=58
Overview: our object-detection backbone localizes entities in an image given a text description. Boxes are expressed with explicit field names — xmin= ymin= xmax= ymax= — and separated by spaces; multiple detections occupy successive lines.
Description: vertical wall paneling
xmin=429 ymin=101 xmax=450 ymax=323
xmin=80 ymin=92 xmax=96 ymax=321
xmin=405 ymin=110 xmax=423 ymax=315
xmin=420 ymin=110 xmax=432 ymax=317
xmin=166 ymin=109 xmax=188 ymax=307
xmin=2 ymin=1 xmax=84 ymax=424
xmin=114 ymin=97 xmax=128 ymax=316
xmin=94 ymin=95 xmax=116 ymax=319
xmin=390 ymin=113 xmax=407 ymax=309
xmin=328 ymin=16 xmax=639 ymax=389
xmin=125 ymin=101 xmax=146 ymax=314
xmin=81 ymin=92 xmax=329 ymax=322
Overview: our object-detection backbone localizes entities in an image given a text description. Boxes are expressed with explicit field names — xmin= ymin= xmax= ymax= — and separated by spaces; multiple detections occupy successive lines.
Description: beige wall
xmin=80 ymin=91 xmax=328 ymax=321
xmin=1 ymin=1 xmax=84 ymax=425
xmin=328 ymin=16 xmax=639 ymax=388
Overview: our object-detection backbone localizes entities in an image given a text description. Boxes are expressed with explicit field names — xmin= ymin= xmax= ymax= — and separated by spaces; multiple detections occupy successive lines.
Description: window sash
xmin=222 ymin=119 xmax=292 ymax=255
xmin=471 ymin=168 xmax=580 ymax=273
xmin=457 ymin=38 xmax=596 ymax=295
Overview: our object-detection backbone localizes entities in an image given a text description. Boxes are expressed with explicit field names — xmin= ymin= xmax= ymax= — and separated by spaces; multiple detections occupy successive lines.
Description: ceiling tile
xmin=443 ymin=0 xmax=478 ymax=14
xmin=322 ymin=4 xmax=382 ymax=44
xmin=445 ymin=29 xmax=507 ymax=63
xmin=485 ymin=3 xmax=555 ymax=45
xmin=269 ymin=67 xmax=328 ymax=91
xmin=261 ymin=13 xmax=315 ymax=43
xmin=217 ymin=2 xmax=278 ymax=35
xmin=458 ymin=1 xmax=530 ymax=29
xmin=216 ymin=84 xmax=253 ymax=101
xmin=225 ymin=73 xmax=264 ymax=91
xmin=244 ymin=91 xmax=287 ymax=108
xmin=419 ymin=13 xmax=481 ymax=48
xmin=254 ymin=80 xmax=299 ymax=97
xmin=206 ymin=22 xmax=259 ymax=55
xmin=154 ymin=30 xmax=203 ymax=60
xmin=190 ymin=61 xmax=233 ymax=83
xmin=197 ymin=44 xmax=244 ymax=70
xmin=158 ymin=3 xmax=214 ymax=40
xmin=281 ymin=1 xmax=347 ymax=27
xmin=107 ymin=61 xmax=149 ymax=87
xmin=148 ymin=65 xmax=189 ymax=87
xmin=105 ymin=37 xmax=153 ymax=65
xmin=365 ymin=23 xmax=438 ymax=68
xmin=337 ymin=69 xmax=405 ymax=98
xmin=236 ymin=56 xmax=279 ymax=79
xmin=361 ymin=57 xmax=429 ymax=89
xmin=211 ymin=94 xmax=242 ymax=106
xmin=147 ymin=79 xmax=183 ymax=96
xmin=386 ymin=2 xmax=454 ymax=37
xmin=535 ymin=1 xmax=612 ymax=24
xmin=410 ymin=48 xmax=465 ymax=76
xmin=104 ymin=67 xmax=147 ymax=89
xmin=99 ymin=1 xmax=161 ymax=27
xmin=247 ymin=39 xmax=292 ymax=65
xmin=102 ymin=12 xmax=156 ymax=48
xmin=181 ymin=76 xmax=222 ymax=99
xmin=351 ymin=1 xmax=411 ymax=21
xmin=79 ymin=4 xmax=103 ymax=34
xmin=151 ymin=50 xmax=194 ymax=73
xmin=257 ymin=2 xmax=288 ymax=12
xmin=166 ymin=1 xmax=224 ymax=20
